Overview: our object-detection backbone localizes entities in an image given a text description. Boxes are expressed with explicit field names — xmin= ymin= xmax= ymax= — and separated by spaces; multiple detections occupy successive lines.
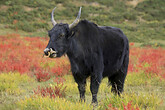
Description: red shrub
xmin=0 ymin=34 xmax=164 ymax=80
xmin=106 ymin=101 xmax=140 ymax=110
xmin=51 ymin=66 xmax=64 ymax=76
xmin=106 ymin=103 xmax=118 ymax=110
xmin=0 ymin=34 xmax=70 ymax=78
xmin=34 ymin=84 xmax=66 ymax=98
xmin=53 ymin=77 xmax=66 ymax=84
xmin=128 ymin=47 xmax=165 ymax=79
xmin=130 ymin=42 xmax=134 ymax=46
xmin=122 ymin=101 xmax=140 ymax=110
xmin=34 ymin=68 xmax=51 ymax=82
xmin=138 ymin=48 xmax=165 ymax=76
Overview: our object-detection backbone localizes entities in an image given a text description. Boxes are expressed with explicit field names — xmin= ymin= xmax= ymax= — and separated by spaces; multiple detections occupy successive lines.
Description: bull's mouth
xmin=43 ymin=48 xmax=58 ymax=58
xmin=49 ymin=53 xmax=57 ymax=58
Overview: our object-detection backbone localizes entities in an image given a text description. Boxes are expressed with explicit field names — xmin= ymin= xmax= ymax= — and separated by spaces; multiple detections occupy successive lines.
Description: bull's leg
xmin=73 ymin=73 xmax=86 ymax=102
xmin=109 ymin=53 xmax=128 ymax=96
xmin=90 ymin=75 xmax=102 ymax=104
xmin=108 ymin=72 xmax=126 ymax=96
xmin=78 ymin=82 xmax=86 ymax=102
xmin=111 ymin=80 xmax=123 ymax=96
xmin=90 ymin=50 xmax=104 ymax=105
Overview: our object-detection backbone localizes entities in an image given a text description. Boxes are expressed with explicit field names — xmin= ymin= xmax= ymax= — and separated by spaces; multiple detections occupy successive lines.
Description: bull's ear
xmin=67 ymin=30 xmax=75 ymax=39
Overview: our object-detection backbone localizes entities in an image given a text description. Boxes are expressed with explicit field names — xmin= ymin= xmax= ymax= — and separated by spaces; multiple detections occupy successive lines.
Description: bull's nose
xmin=44 ymin=48 xmax=50 ymax=56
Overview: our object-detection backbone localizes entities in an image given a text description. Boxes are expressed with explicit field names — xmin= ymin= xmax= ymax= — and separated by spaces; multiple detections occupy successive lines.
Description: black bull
xmin=44 ymin=7 xmax=129 ymax=104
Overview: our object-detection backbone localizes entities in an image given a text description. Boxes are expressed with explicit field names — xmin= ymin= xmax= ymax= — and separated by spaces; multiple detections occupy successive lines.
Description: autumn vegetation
xmin=0 ymin=0 xmax=165 ymax=110
xmin=0 ymin=33 xmax=164 ymax=109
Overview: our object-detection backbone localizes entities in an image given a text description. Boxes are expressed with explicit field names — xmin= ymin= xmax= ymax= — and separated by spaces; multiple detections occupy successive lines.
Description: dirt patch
xmin=89 ymin=13 xmax=99 ymax=17
xmin=0 ymin=5 xmax=10 ymax=11
xmin=72 ymin=1 xmax=106 ymax=8
xmin=23 ymin=6 xmax=35 ymax=12
xmin=90 ymin=2 xmax=101 ymax=7
xmin=127 ymin=0 xmax=144 ymax=7
xmin=56 ymin=3 xmax=66 ymax=10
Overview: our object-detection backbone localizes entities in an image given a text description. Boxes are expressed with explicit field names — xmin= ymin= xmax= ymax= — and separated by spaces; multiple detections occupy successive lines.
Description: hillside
xmin=0 ymin=0 xmax=164 ymax=47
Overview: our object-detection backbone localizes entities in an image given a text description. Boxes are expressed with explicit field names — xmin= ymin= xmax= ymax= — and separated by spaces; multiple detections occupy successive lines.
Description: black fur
xmin=45 ymin=20 xmax=129 ymax=104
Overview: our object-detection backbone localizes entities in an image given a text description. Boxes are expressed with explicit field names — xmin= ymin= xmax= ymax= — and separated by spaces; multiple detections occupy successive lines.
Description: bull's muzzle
xmin=43 ymin=48 xmax=57 ymax=58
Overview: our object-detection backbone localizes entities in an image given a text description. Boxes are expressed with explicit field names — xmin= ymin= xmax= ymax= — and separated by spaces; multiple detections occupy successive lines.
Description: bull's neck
xmin=66 ymin=38 xmax=83 ymax=59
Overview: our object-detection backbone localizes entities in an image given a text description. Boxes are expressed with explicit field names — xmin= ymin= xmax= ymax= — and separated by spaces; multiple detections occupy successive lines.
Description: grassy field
xmin=0 ymin=34 xmax=165 ymax=110
xmin=0 ymin=73 xmax=164 ymax=110
xmin=0 ymin=0 xmax=165 ymax=110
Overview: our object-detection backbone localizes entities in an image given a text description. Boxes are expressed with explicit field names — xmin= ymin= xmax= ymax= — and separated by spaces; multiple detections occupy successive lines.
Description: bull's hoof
xmin=79 ymin=99 xmax=85 ymax=103
xmin=91 ymin=102 xmax=98 ymax=108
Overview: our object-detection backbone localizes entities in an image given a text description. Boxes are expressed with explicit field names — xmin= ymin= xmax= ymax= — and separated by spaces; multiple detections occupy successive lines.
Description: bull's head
xmin=44 ymin=7 xmax=82 ymax=58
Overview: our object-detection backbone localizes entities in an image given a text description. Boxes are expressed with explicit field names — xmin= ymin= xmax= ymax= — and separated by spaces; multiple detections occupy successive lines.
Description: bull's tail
xmin=118 ymin=36 xmax=129 ymax=74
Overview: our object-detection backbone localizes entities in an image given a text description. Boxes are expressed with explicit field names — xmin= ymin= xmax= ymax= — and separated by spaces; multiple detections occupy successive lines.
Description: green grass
xmin=17 ymin=96 xmax=93 ymax=110
xmin=135 ymin=0 xmax=165 ymax=21
xmin=0 ymin=72 xmax=164 ymax=110
xmin=0 ymin=0 xmax=165 ymax=47
xmin=0 ymin=72 xmax=35 ymax=110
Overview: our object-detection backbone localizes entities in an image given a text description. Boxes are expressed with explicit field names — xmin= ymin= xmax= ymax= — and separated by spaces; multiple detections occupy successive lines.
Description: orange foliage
xmin=0 ymin=34 xmax=164 ymax=81
xmin=0 ymin=34 xmax=70 ymax=81
xmin=129 ymin=45 xmax=165 ymax=79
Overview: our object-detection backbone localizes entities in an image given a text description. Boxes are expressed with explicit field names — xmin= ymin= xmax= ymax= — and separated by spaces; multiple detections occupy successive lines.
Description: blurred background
xmin=0 ymin=0 xmax=164 ymax=47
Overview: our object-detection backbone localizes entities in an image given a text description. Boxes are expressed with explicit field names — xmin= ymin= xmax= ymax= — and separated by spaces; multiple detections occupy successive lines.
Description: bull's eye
xmin=56 ymin=33 xmax=64 ymax=41
xmin=60 ymin=33 xmax=65 ymax=37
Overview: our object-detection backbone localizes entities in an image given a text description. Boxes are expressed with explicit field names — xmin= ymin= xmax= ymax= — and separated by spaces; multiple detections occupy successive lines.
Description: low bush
xmin=33 ymin=84 xmax=66 ymax=98
xmin=34 ymin=69 xmax=51 ymax=82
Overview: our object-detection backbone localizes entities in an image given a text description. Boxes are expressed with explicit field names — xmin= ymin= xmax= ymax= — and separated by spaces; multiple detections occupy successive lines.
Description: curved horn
xmin=69 ymin=7 xmax=82 ymax=29
xmin=51 ymin=7 xmax=57 ymax=26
